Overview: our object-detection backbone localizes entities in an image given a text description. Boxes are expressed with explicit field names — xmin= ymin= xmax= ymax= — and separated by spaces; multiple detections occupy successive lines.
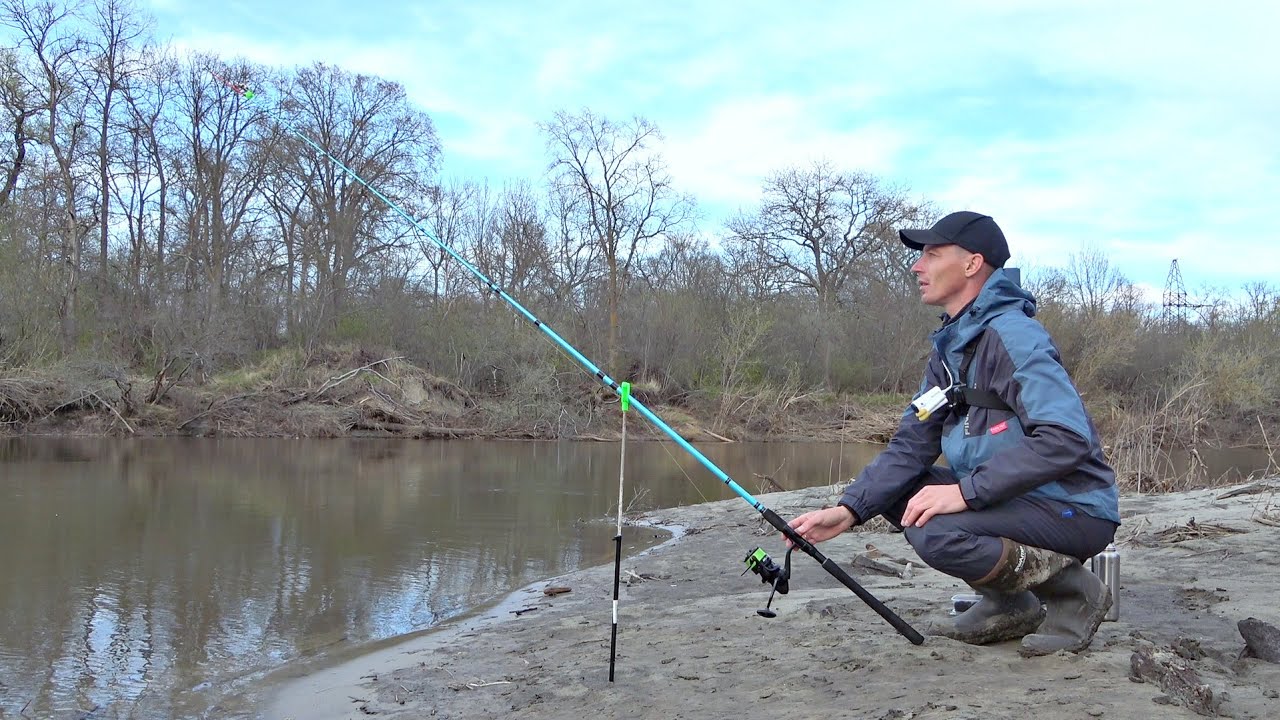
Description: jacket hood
xmin=970 ymin=268 xmax=1036 ymax=324
xmin=933 ymin=268 xmax=1037 ymax=371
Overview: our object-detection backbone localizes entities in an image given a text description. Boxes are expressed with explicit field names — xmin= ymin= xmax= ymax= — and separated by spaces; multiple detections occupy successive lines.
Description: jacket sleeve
xmin=957 ymin=325 xmax=1095 ymax=510
xmin=839 ymin=356 xmax=946 ymax=522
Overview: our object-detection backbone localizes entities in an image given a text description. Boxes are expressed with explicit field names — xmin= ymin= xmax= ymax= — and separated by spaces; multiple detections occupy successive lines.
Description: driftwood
xmin=623 ymin=570 xmax=668 ymax=585
xmin=309 ymin=356 xmax=404 ymax=400
xmin=852 ymin=554 xmax=908 ymax=577
xmin=752 ymin=458 xmax=789 ymax=493
xmin=91 ymin=391 xmax=134 ymax=434
xmin=1129 ymin=646 xmax=1223 ymax=716
xmin=702 ymin=427 xmax=735 ymax=443
xmin=1238 ymin=617 xmax=1280 ymax=663
xmin=1253 ymin=513 xmax=1280 ymax=528
xmin=851 ymin=544 xmax=915 ymax=579
xmin=1216 ymin=482 xmax=1279 ymax=500
xmin=863 ymin=543 xmax=913 ymax=566
xmin=1153 ymin=517 xmax=1246 ymax=544
xmin=176 ymin=393 xmax=255 ymax=430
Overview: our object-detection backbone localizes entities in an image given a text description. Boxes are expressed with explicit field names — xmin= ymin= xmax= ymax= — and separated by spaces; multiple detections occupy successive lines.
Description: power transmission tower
xmin=1162 ymin=259 xmax=1210 ymax=326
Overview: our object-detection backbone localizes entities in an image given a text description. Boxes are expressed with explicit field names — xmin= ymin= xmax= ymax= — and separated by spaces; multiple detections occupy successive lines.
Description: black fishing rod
xmin=225 ymin=76 xmax=923 ymax=646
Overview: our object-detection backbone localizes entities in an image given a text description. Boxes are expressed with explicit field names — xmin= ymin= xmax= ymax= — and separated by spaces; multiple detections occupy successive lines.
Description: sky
xmin=144 ymin=0 xmax=1278 ymax=301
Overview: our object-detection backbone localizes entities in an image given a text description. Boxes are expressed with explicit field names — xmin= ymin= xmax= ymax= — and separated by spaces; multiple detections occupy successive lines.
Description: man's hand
xmin=784 ymin=506 xmax=856 ymax=548
xmin=901 ymin=484 xmax=968 ymax=527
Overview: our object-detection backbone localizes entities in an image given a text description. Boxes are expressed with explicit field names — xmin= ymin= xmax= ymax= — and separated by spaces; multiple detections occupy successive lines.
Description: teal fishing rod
xmin=220 ymin=73 xmax=923 ymax=646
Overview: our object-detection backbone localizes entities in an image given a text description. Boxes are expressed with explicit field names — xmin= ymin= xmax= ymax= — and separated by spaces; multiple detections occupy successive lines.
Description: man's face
xmin=910 ymin=244 xmax=979 ymax=309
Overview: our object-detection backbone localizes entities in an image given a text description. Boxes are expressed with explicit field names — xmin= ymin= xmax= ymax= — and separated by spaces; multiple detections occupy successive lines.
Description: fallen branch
xmin=362 ymin=367 xmax=402 ymax=391
xmin=449 ymin=679 xmax=515 ymax=691
xmin=752 ymin=458 xmax=788 ymax=493
xmin=91 ymin=391 xmax=134 ymax=434
xmin=1252 ymin=513 xmax=1280 ymax=528
xmin=466 ymin=680 xmax=513 ymax=689
xmin=851 ymin=552 xmax=915 ymax=579
xmin=862 ymin=543 xmax=913 ymax=567
xmin=1216 ymin=482 xmax=1278 ymax=500
xmin=702 ymin=427 xmax=735 ymax=443
xmin=1153 ymin=517 xmax=1246 ymax=544
xmin=177 ymin=393 xmax=256 ymax=431
xmin=311 ymin=356 xmax=404 ymax=400
xmin=47 ymin=391 xmax=97 ymax=417
xmin=1129 ymin=646 xmax=1222 ymax=716
xmin=624 ymin=569 xmax=668 ymax=584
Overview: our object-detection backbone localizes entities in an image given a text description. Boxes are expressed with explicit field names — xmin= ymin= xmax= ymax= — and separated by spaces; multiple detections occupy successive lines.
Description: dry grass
xmin=1105 ymin=379 xmax=1215 ymax=493
xmin=0 ymin=376 xmax=45 ymax=425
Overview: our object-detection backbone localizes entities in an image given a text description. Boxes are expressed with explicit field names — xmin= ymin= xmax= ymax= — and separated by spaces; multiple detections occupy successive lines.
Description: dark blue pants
xmin=883 ymin=467 xmax=1118 ymax=582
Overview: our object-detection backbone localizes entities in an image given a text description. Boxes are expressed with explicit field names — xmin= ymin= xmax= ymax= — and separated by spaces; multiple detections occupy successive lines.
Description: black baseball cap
xmin=899 ymin=211 xmax=1010 ymax=269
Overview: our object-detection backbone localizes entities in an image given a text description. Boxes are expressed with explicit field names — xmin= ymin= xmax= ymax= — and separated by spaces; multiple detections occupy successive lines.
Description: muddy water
xmin=0 ymin=437 xmax=890 ymax=719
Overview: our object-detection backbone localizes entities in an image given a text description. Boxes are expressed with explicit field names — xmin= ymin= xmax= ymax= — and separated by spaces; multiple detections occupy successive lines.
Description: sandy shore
xmin=258 ymin=481 xmax=1280 ymax=719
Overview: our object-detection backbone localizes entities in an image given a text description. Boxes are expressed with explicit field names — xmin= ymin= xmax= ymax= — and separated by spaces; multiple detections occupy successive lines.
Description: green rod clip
xmin=619 ymin=382 xmax=631 ymax=413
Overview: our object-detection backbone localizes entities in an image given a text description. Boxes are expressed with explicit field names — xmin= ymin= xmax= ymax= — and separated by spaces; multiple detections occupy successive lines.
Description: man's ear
xmin=966 ymin=253 xmax=986 ymax=277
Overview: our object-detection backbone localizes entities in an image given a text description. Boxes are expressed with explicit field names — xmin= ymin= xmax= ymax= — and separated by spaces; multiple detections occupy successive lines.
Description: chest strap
xmin=953 ymin=340 xmax=1013 ymax=413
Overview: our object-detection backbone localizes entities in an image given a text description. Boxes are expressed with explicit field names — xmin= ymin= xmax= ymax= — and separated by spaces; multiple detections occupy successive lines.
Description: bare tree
xmin=110 ymin=49 xmax=173 ymax=303
xmin=1064 ymin=243 xmax=1129 ymax=318
xmin=728 ymin=161 xmax=919 ymax=388
xmin=168 ymin=54 xmax=274 ymax=352
xmin=260 ymin=128 xmax=316 ymax=340
xmin=470 ymin=180 xmax=547 ymax=303
xmin=0 ymin=47 xmax=40 ymax=208
xmin=83 ymin=0 xmax=149 ymax=278
xmin=541 ymin=108 xmax=694 ymax=372
xmin=3 ymin=0 xmax=96 ymax=352
xmin=543 ymin=187 xmax=600 ymax=315
xmin=281 ymin=62 xmax=439 ymax=327
xmin=421 ymin=179 xmax=474 ymax=303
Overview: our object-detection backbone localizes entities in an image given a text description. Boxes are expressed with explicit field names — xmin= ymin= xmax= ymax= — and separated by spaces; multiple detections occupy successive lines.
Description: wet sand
xmin=260 ymin=481 xmax=1280 ymax=719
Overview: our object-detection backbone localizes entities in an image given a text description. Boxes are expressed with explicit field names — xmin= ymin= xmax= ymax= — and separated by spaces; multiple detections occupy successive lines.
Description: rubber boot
xmin=930 ymin=538 xmax=1061 ymax=644
xmin=932 ymin=584 xmax=1045 ymax=645
xmin=976 ymin=538 xmax=1076 ymax=594
xmin=1018 ymin=561 xmax=1112 ymax=657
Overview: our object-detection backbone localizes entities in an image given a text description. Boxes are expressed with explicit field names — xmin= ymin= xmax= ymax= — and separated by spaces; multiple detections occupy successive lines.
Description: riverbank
xmin=4 ymin=348 xmax=1277 ymax=492
xmin=0 ymin=348 xmax=905 ymax=445
xmin=258 ymin=480 xmax=1280 ymax=720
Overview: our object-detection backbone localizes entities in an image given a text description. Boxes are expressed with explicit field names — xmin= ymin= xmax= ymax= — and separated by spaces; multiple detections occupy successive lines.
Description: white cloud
xmin=144 ymin=0 xmax=1279 ymax=292
xmin=663 ymin=93 xmax=913 ymax=213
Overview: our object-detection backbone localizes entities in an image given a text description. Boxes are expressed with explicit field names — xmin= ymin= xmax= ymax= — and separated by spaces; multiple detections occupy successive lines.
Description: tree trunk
xmin=61 ymin=207 xmax=81 ymax=352
xmin=607 ymin=246 xmax=619 ymax=373
xmin=98 ymin=78 xmax=114 ymax=274
xmin=819 ymin=292 xmax=834 ymax=389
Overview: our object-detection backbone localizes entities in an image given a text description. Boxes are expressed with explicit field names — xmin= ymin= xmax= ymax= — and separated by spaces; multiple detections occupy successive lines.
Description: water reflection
xmin=0 ymin=437 xmax=887 ymax=718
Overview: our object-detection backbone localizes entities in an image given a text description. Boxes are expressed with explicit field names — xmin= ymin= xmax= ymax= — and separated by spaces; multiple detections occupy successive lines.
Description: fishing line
xmin=215 ymin=71 xmax=923 ymax=647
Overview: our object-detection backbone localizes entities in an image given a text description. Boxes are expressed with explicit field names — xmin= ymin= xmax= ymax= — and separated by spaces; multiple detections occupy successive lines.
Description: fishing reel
xmin=742 ymin=546 xmax=793 ymax=618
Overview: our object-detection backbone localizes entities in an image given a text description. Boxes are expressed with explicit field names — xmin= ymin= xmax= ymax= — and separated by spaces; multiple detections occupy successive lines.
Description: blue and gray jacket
xmin=840 ymin=268 xmax=1120 ymax=525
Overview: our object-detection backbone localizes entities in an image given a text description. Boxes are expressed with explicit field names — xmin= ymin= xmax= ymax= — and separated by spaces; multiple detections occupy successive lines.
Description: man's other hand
xmin=902 ymin=484 xmax=968 ymax=527
xmin=785 ymin=506 xmax=856 ymax=548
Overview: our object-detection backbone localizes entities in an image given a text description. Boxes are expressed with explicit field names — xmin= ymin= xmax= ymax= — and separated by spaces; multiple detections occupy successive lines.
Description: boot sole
xmin=933 ymin=606 xmax=1046 ymax=645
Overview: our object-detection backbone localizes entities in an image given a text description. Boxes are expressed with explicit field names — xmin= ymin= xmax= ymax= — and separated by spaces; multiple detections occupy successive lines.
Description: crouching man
xmin=788 ymin=212 xmax=1118 ymax=655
